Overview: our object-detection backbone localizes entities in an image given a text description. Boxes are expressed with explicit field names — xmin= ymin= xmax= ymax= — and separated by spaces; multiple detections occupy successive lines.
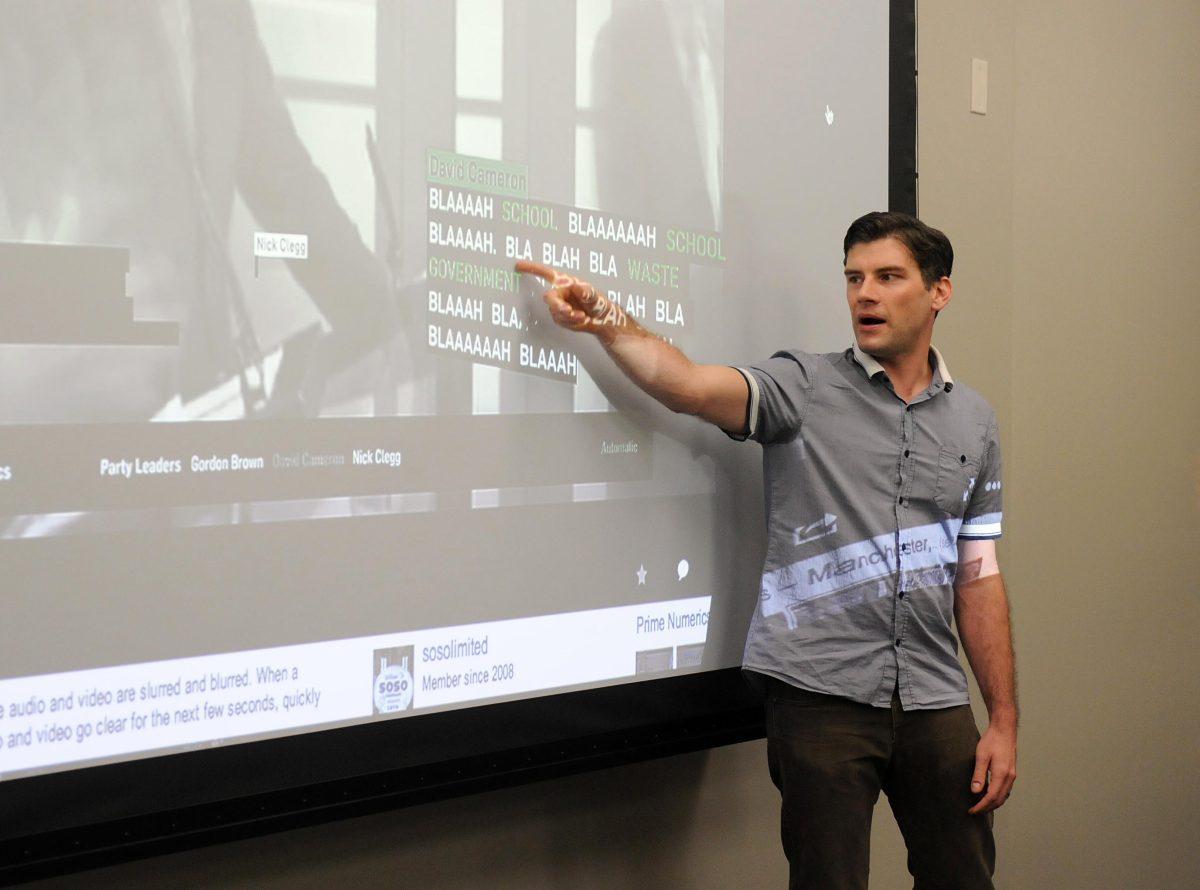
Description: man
xmin=517 ymin=211 xmax=1017 ymax=889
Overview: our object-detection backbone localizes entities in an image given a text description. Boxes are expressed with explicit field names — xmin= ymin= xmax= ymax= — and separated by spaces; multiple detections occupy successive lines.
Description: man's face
xmin=844 ymin=237 xmax=950 ymax=360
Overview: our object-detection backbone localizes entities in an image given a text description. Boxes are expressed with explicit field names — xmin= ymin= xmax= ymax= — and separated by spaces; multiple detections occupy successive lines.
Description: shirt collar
xmin=850 ymin=343 xmax=955 ymax=392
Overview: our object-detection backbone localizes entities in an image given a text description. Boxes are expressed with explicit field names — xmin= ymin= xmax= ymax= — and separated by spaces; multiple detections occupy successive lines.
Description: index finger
xmin=515 ymin=260 xmax=560 ymax=284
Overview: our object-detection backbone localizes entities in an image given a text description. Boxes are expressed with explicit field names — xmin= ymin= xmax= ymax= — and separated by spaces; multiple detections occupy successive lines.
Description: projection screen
xmin=0 ymin=0 xmax=914 ymax=874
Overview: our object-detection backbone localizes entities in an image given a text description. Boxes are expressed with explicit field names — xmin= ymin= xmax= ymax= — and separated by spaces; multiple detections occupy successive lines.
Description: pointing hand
xmin=515 ymin=261 xmax=624 ymax=334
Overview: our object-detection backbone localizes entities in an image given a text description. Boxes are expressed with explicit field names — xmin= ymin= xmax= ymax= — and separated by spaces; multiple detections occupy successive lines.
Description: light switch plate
xmin=971 ymin=58 xmax=988 ymax=115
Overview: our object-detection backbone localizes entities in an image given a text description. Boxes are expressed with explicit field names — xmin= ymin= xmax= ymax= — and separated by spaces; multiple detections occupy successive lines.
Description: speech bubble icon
xmin=676 ymin=559 xmax=690 ymax=581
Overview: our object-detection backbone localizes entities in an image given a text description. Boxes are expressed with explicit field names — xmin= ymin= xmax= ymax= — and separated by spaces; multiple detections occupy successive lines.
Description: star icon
xmin=636 ymin=564 xmax=647 ymax=585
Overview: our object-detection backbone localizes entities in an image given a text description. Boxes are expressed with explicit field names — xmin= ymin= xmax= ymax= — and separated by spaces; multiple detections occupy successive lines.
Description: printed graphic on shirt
xmin=962 ymin=475 xmax=977 ymax=505
xmin=792 ymin=512 xmax=837 ymax=546
xmin=761 ymin=520 xmax=963 ymax=629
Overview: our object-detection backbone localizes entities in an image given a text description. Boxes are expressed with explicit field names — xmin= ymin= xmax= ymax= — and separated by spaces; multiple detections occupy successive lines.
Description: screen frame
xmin=0 ymin=1 xmax=917 ymax=879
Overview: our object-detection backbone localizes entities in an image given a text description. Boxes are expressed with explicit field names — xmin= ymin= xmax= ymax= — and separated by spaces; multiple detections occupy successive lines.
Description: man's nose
xmin=856 ymin=286 xmax=881 ymax=304
xmin=855 ymin=279 xmax=880 ymax=301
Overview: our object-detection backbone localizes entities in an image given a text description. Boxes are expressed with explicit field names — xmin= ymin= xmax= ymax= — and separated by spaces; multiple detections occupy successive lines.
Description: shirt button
xmin=904 ymin=449 xmax=910 ymax=457
xmin=898 ymin=591 xmax=906 ymax=599
xmin=895 ymin=638 xmax=902 ymax=647
xmin=899 ymin=497 xmax=907 ymax=506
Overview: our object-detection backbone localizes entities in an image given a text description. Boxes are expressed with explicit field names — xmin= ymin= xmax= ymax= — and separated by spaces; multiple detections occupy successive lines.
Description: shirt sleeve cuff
xmin=722 ymin=367 xmax=760 ymax=442
xmin=959 ymin=512 xmax=1003 ymax=538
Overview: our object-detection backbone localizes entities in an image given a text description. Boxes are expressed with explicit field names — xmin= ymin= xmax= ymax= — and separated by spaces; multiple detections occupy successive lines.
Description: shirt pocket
xmin=934 ymin=446 xmax=981 ymax=517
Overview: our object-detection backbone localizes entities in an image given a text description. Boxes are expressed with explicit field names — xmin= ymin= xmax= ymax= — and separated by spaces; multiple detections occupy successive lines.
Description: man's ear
xmin=931 ymin=276 xmax=952 ymax=315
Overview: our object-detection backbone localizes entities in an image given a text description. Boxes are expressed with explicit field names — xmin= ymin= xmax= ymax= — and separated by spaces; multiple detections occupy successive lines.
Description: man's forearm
xmin=954 ymin=571 xmax=1019 ymax=728
xmin=517 ymin=262 xmax=748 ymax=431
xmin=593 ymin=312 xmax=704 ymax=415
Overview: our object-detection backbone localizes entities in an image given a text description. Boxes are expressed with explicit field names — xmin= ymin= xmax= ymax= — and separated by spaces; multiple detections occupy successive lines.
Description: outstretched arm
xmin=954 ymin=537 xmax=1018 ymax=815
xmin=516 ymin=261 xmax=748 ymax=434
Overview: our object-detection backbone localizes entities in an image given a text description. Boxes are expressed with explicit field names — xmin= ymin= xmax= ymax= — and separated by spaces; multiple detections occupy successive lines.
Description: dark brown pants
xmin=765 ymin=677 xmax=995 ymax=889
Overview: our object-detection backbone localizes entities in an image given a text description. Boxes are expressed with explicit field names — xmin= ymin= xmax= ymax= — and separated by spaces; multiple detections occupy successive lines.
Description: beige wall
xmin=32 ymin=2 xmax=1199 ymax=887
xmin=1004 ymin=1 xmax=1200 ymax=886
xmin=921 ymin=2 xmax=1199 ymax=888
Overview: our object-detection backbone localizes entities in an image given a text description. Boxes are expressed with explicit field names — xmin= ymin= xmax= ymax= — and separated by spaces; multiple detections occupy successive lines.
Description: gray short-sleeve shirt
xmin=731 ymin=344 xmax=1003 ymax=710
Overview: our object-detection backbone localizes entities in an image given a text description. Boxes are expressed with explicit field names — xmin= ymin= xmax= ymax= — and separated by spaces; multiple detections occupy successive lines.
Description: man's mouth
xmin=858 ymin=315 xmax=885 ymax=328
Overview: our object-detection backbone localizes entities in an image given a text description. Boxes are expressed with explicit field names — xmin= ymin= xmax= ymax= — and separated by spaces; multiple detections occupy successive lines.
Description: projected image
xmin=0 ymin=0 xmax=723 ymax=418
xmin=0 ymin=0 xmax=890 ymax=782
xmin=0 ymin=0 xmax=728 ymax=533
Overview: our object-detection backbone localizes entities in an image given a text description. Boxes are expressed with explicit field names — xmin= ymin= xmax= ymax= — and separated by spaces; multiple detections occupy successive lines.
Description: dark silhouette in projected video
xmin=592 ymin=0 xmax=722 ymax=232
xmin=539 ymin=0 xmax=727 ymax=444
xmin=579 ymin=0 xmax=755 ymax=669
xmin=0 ymin=0 xmax=403 ymax=423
